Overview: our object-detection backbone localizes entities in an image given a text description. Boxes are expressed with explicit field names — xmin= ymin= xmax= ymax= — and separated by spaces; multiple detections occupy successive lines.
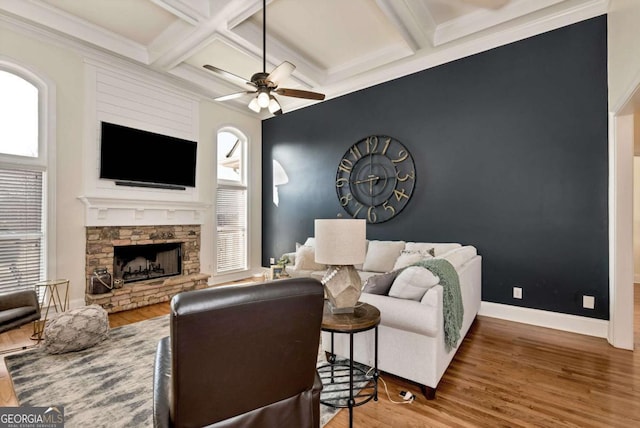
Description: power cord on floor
xmin=365 ymin=367 xmax=415 ymax=405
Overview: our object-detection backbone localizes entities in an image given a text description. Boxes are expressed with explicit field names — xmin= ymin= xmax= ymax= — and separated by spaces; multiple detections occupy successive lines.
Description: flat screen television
xmin=99 ymin=122 xmax=197 ymax=189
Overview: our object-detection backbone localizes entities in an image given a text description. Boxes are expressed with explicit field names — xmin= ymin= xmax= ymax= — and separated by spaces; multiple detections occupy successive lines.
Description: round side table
xmin=317 ymin=301 xmax=380 ymax=428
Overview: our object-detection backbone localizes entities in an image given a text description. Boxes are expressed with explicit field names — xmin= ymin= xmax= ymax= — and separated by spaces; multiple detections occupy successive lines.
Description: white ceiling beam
xmin=149 ymin=0 xmax=209 ymax=25
xmin=375 ymin=0 xmax=422 ymax=51
xmin=149 ymin=0 xmax=258 ymax=70
xmin=147 ymin=19 xmax=196 ymax=64
xmin=0 ymin=0 xmax=148 ymax=63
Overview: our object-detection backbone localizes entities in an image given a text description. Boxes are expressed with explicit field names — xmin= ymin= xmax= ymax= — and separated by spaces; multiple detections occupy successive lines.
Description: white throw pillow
xmin=388 ymin=266 xmax=440 ymax=301
xmin=392 ymin=249 xmax=434 ymax=270
xmin=362 ymin=241 xmax=405 ymax=273
xmin=354 ymin=240 xmax=369 ymax=271
xmin=294 ymin=245 xmax=326 ymax=271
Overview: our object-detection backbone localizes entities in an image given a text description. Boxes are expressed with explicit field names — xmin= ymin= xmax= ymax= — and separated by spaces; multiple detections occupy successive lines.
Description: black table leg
xmin=330 ymin=332 xmax=335 ymax=383
xmin=374 ymin=326 xmax=379 ymax=401
xmin=349 ymin=331 xmax=354 ymax=428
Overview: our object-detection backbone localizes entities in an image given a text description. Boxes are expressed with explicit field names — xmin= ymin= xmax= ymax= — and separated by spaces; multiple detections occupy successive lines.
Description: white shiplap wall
xmin=81 ymin=58 xmax=207 ymax=226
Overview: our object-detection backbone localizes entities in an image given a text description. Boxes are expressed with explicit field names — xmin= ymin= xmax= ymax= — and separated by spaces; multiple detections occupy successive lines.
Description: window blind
xmin=216 ymin=187 xmax=247 ymax=273
xmin=0 ymin=168 xmax=45 ymax=294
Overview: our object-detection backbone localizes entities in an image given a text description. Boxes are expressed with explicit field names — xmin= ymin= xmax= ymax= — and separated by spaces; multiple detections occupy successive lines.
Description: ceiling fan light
xmin=248 ymin=97 xmax=261 ymax=112
xmin=257 ymin=91 xmax=270 ymax=108
xmin=268 ymin=97 xmax=281 ymax=114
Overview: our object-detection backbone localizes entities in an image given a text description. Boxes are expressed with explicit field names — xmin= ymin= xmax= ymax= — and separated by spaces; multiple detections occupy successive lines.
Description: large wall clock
xmin=335 ymin=135 xmax=416 ymax=224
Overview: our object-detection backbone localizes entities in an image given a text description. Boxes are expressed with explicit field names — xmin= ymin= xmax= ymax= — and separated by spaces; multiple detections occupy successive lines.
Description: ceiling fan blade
xmin=275 ymin=88 xmax=325 ymax=101
xmin=203 ymin=64 xmax=255 ymax=88
xmin=267 ymin=61 xmax=296 ymax=85
xmin=214 ymin=91 xmax=256 ymax=102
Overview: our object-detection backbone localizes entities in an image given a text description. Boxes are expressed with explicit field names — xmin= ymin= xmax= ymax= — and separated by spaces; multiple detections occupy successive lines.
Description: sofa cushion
xmin=440 ymin=246 xmax=478 ymax=270
xmin=388 ymin=266 xmax=440 ymax=301
xmin=42 ymin=305 xmax=109 ymax=354
xmin=362 ymin=240 xmax=405 ymax=273
xmin=405 ymin=242 xmax=461 ymax=256
xmin=359 ymin=292 xmax=439 ymax=337
xmin=362 ymin=270 xmax=401 ymax=295
xmin=392 ymin=249 xmax=434 ymax=270
xmin=294 ymin=245 xmax=326 ymax=271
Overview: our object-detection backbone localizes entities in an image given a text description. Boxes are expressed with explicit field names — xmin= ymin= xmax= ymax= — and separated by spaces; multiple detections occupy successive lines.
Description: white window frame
xmin=0 ymin=57 xmax=56 ymax=286
xmin=215 ymin=127 xmax=248 ymax=274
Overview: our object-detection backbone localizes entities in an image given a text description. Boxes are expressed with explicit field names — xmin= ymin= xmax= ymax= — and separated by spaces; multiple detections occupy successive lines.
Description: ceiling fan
xmin=203 ymin=0 xmax=325 ymax=115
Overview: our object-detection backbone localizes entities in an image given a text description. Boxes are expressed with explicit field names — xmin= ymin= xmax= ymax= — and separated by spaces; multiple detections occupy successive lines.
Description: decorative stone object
xmin=322 ymin=265 xmax=363 ymax=313
xmin=42 ymin=305 xmax=110 ymax=354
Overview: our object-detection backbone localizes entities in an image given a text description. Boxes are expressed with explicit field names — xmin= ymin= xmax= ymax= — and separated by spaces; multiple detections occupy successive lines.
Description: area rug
xmin=4 ymin=315 xmax=341 ymax=427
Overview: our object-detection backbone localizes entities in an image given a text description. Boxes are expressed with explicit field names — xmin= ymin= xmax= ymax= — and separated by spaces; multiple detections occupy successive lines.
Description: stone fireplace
xmin=114 ymin=242 xmax=182 ymax=283
xmin=85 ymin=225 xmax=209 ymax=313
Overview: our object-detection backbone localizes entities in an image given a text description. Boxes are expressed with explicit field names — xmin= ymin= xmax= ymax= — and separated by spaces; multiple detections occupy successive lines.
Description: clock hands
xmin=352 ymin=175 xmax=380 ymax=196
xmin=352 ymin=175 xmax=380 ymax=185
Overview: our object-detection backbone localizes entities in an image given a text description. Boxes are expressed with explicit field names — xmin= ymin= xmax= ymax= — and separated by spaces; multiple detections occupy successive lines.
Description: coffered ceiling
xmin=0 ymin=0 xmax=608 ymax=116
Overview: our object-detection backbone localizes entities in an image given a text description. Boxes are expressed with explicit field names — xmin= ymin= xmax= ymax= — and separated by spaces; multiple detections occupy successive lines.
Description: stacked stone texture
xmin=85 ymin=225 xmax=208 ymax=313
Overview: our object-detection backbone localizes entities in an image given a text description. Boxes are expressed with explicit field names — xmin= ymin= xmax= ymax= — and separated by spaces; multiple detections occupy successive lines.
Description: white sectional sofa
xmin=282 ymin=239 xmax=481 ymax=398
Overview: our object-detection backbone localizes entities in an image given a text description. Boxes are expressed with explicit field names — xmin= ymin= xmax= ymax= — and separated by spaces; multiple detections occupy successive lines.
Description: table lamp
xmin=314 ymin=218 xmax=366 ymax=313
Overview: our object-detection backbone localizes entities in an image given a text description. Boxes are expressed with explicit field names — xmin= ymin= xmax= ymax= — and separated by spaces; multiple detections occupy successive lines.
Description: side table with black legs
xmin=317 ymin=301 xmax=380 ymax=428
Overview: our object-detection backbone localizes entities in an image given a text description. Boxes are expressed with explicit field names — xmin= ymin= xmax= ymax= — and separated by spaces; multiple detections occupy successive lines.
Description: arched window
xmin=0 ymin=66 xmax=49 ymax=293
xmin=216 ymin=128 xmax=247 ymax=273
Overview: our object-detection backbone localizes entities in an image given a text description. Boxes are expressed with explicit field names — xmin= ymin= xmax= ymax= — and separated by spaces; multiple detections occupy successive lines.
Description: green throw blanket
xmin=411 ymin=258 xmax=464 ymax=352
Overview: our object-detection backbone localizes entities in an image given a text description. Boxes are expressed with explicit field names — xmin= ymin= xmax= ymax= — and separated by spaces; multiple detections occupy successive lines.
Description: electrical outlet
xmin=269 ymin=257 xmax=275 ymax=265
xmin=583 ymin=295 xmax=595 ymax=309
xmin=513 ymin=286 xmax=523 ymax=299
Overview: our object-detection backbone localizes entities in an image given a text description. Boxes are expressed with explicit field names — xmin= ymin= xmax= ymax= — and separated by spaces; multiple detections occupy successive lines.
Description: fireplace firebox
xmin=114 ymin=243 xmax=182 ymax=283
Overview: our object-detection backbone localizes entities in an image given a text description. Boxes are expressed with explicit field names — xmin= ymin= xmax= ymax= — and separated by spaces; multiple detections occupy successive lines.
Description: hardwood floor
xmin=1 ymin=286 xmax=639 ymax=427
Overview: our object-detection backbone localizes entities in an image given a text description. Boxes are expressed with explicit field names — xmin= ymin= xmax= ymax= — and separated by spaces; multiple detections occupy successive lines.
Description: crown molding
xmin=433 ymin=0 xmax=565 ymax=46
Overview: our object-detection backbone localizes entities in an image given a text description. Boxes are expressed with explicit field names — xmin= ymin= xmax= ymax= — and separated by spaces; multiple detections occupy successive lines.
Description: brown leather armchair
xmin=0 ymin=290 xmax=40 ymax=334
xmin=153 ymin=278 xmax=325 ymax=428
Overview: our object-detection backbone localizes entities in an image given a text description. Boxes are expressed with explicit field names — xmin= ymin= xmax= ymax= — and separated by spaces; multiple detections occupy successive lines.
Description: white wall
xmin=0 ymin=25 xmax=86 ymax=307
xmin=0 ymin=24 xmax=262 ymax=306
xmin=608 ymin=0 xmax=640 ymax=110
xmin=634 ymin=156 xmax=640 ymax=283
xmin=608 ymin=0 xmax=640 ymax=348
xmin=198 ymin=99 xmax=262 ymax=284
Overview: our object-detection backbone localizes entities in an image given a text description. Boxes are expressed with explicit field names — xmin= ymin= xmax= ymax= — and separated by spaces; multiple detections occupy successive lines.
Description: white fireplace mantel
xmin=79 ymin=196 xmax=210 ymax=226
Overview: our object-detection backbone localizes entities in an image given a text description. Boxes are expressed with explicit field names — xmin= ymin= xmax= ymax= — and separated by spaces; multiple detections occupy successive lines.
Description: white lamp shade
xmin=257 ymin=91 xmax=270 ymax=108
xmin=248 ymin=97 xmax=261 ymax=112
xmin=315 ymin=219 xmax=366 ymax=265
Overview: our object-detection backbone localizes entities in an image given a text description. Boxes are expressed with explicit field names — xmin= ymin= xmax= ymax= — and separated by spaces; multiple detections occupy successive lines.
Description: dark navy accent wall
xmin=262 ymin=17 xmax=609 ymax=319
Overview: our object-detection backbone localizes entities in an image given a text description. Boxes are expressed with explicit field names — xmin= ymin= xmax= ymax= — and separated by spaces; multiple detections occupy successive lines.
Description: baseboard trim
xmin=479 ymin=301 xmax=609 ymax=338
xmin=634 ymin=273 xmax=640 ymax=284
